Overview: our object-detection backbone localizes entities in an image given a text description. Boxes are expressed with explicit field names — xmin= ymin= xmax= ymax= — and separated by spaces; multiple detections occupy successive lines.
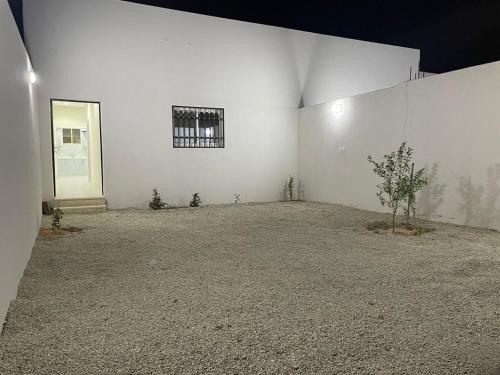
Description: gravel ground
xmin=1 ymin=202 xmax=500 ymax=374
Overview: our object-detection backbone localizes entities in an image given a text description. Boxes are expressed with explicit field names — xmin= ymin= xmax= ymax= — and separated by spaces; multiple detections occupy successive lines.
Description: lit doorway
xmin=51 ymin=100 xmax=103 ymax=198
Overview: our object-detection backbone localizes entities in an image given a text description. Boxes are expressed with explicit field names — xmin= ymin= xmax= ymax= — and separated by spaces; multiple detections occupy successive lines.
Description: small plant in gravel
xmin=51 ymin=206 xmax=64 ymax=231
xmin=149 ymin=187 xmax=166 ymax=210
xmin=368 ymin=142 xmax=426 ymax=232
xmin=288 ymin=175 xmax=295 ymax=201
xmin=234 ymin=194 xmax=241 ymax=204
xmin=190 ymin=193 xmax=201 ymax=207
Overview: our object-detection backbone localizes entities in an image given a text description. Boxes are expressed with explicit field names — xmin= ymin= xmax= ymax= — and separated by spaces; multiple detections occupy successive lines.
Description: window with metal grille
xmin=172 ymin=106 xmax=224 ymax=148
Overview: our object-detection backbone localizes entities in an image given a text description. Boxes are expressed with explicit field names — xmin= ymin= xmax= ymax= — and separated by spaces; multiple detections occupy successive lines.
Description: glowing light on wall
xmin=332 ymin=102 xmax=344 ymax=115
xmin=29 ymin=71 xmax=37 ymax=84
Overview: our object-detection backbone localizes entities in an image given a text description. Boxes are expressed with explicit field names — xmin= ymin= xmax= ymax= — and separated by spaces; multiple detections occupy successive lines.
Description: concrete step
xmin=54 ymin=197 xmax=107 ymax=214
xmin=54 ymin=197 xmax=106 ymax=208
xmin=60 ymin=205 xmax=107 ymax=214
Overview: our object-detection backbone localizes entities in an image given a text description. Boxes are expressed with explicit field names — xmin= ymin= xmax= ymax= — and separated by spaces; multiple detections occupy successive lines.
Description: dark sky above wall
xmin=124 ymin=0 xmax=500 ymax=74
xmin=8 ymin=0 xmax=500 ymax=73
xmin=7 ymin=0 xmax=23 ymax=37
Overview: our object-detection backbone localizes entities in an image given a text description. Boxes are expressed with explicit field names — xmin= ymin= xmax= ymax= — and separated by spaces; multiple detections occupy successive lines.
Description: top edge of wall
xmin=118 ymin=0 xmax=420 ymax=54
xmin=299 ymin=59 xmax=500 ymax=111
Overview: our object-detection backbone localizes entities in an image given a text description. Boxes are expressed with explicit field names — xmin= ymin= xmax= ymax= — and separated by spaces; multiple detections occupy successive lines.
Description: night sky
xmin=8 ymin=0 xmax=500 ymax=73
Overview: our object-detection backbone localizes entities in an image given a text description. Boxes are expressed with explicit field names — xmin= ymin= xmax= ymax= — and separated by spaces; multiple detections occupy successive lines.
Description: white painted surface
xmin=0 ymin=0 xmax=41 ymax=324
xmin=298 ymin=61 xmax=500 ymax=229
xmin=289 ymin=31 xmax=420 ymax=106
xmin=23 ymin=0 xmax=419 ymax=208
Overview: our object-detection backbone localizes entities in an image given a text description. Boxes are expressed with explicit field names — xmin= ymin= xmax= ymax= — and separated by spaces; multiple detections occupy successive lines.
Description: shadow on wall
xmin=457 ymin=176 xmax=483 ymax=226
xmin=280 ymin=181 xmax=288 ymax=201
xmin=417 ymin=163 xmax=446 ymax=220
xmin=457 ymin=164 xmax=500 ymax=228
xmin=298 ymin=180 xmax=305 ymax=201
xmin=279 ymin=179 xmax=305 ymax=201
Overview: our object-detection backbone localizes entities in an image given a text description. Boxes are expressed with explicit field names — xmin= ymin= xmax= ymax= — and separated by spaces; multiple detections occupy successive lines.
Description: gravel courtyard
xmin=1 ymin=202 xmax=499 ymax=374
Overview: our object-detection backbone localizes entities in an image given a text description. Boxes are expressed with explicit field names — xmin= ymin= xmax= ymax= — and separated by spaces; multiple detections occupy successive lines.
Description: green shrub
xmin=149 ymin=187 xmax=166 ymax=210
xmin=288 ymin=175 xmax=295 ymax=201
xmin=51 ymin=206 xmax=64 ymax=231
xmin=190 ymin=193 xmax=201 ymax=207
xmin=368 ymin=142 xmax=426 ymax=232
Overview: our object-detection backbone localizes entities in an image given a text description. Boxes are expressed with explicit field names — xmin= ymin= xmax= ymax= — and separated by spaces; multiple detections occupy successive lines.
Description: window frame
xmin=172 ymin=105 xmax=225 ymax=149
xmin=62 ymin=128 xmax=82 ymax=144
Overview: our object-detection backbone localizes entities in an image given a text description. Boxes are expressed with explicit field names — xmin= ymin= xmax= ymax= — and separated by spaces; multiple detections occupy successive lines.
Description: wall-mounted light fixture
xmin=29 ymin=71 xmax=37 ymax=84
xmin=332 ymin=102 xmax=343 ymax=115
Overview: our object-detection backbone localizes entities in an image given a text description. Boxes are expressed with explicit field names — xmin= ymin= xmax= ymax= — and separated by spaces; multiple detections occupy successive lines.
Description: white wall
xmin=288 ymin=31 xmax=420 ymax=107
xmin=23 ymin=0 xmax=419 ymax=209
xmin=0 ymin=0 xmax=41 ymax=325
xmin=298 ymin=61 xmax=500 ymax=229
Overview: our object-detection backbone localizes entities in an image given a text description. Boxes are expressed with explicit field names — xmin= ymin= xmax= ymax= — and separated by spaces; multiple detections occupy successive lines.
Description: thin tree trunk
xmin=406 ymin=163 xmax=415 ymax=226
xmin=392 ymin=210 xmax=396 ymax=233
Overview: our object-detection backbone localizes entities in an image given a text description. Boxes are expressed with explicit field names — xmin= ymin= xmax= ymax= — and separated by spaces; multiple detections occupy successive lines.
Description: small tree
xmin=190 ymin=193 xmax=201 ymax=207
xmin=368 ymin=142 xmax=425 ymax=232
xmin=149 ymin=187 xmax=166 ymax=210
xmin=234 ymin=194 xmax=241 ymax=204
xmin=52 ymin=206 xmax=64 ymax=231
xmin=288 ymin=175 xmax=295 ymax=201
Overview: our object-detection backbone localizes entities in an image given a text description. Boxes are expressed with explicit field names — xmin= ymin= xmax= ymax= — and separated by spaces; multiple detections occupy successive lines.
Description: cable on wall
xmin=402 ymin=80 xmax=409 ymax=142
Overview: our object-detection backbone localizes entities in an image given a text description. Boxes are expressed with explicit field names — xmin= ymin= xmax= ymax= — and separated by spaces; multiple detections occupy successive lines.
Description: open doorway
xmin=50 ymin=100 xmax=103 ymax=198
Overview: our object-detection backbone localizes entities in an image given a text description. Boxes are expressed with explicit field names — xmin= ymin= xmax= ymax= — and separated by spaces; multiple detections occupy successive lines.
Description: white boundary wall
xmin=299 ymin=61 xmax=500 ymax=229
xmin=0 ymin=0 xmax=41 ymax=325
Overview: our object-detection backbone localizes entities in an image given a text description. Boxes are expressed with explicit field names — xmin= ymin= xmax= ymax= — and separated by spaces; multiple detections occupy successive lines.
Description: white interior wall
xmin=23 ymin=0 xmax=419 ymax=209
xmin=298 ymin=61 xmax=500 ymax=229
xmin=0 ymin=0 xmax=41 ymax=325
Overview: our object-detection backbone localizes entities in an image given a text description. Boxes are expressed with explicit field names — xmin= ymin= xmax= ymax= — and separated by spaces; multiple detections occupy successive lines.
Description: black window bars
xmin=172 ymin=106 xmax=224 ymax=148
